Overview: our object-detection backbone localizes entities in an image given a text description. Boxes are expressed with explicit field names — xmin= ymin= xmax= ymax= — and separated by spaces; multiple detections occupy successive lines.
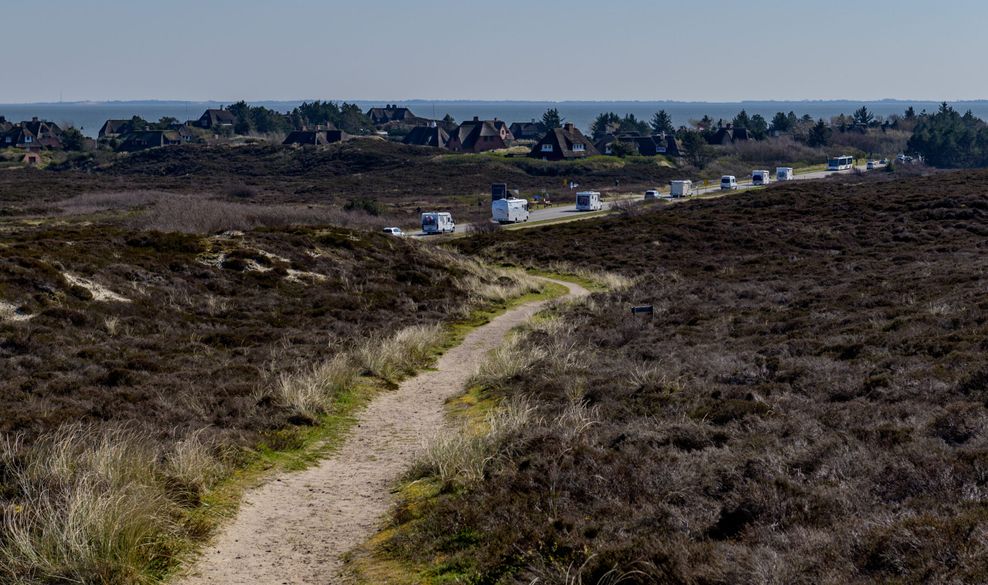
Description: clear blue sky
xmin=6 ymin=0 xmax=984 ymax=103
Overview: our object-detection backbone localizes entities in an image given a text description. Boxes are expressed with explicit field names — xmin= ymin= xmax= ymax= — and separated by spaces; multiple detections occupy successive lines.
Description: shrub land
xmin=0 ymin=217 xmax=543 ymax=582
xmin=368 ymin=169 xmax=988 ymax=583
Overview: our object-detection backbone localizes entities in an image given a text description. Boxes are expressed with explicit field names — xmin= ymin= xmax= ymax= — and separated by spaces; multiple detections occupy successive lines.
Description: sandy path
xmin=175 ymin=278 xmax=588 ymax=585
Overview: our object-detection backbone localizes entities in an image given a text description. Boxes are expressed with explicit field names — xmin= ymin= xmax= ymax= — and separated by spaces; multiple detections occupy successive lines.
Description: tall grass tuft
xmin=0 ymin=426 xmax=188 ymax=584
xmin=277 ymin=353 xmax=360 ymax=419
xmin=422 ymin=398 xmax=537 ymax=488
xmin=357 ymin=324 xmax=445 ymax=383
xmin=470 ymin=334 xmax=547 ymax=393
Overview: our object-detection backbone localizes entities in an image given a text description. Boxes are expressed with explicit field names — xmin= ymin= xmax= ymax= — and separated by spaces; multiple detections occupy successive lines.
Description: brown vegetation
xmin=374 ymin=169 xmax=988 ymax=583
xmin=0 ymin=214 xmax=542 ymax=582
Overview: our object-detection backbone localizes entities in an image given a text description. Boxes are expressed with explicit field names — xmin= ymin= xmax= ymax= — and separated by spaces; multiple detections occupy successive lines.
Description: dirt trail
xmin=175 ymin=278 xmax=588 ymax=585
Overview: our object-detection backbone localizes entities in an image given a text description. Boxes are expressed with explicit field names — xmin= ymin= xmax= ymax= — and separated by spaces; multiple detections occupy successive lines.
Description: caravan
xmin=421 ymin=212 xmax=456 ymax=234
xmin=751 ymin=170 xmax=770 ymax=186
xmin=492 ymin=198 xmax=530 ymax=223
xmin=670 ymin=180 xmax=693 ymax=198
xmin=575 ymin=191 xmax=603 ymax=211
xmin=775 ymin=167 xmax=794 ymax=181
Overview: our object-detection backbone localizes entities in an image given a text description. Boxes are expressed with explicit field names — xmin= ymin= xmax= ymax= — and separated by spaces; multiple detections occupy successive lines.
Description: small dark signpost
xmin=631 ymin=305 xmax=654 ymax=317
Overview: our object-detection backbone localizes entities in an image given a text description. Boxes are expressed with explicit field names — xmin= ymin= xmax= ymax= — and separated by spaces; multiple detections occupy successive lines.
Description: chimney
xmin=563 ymin=123 xmax=574 ymax=131
xmin=32 ymin=117 xmax=39 ymax=122
xmin=472 ymin=116 xmax=479 ymax=122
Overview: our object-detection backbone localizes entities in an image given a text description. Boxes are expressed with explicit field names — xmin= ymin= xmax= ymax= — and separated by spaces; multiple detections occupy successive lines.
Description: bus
xmin=827 ymin=155 xmax=854 ymax=171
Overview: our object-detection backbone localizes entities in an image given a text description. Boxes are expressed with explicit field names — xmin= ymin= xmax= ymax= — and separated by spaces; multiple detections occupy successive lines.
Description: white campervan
xmin=670 ymin=180 xmax=692 ymax=198
xmin=776 ymin=167 xmax=794 ymax=181
xmin=720 ymin=176 xmax=738 ymax=190
xmin=492 ymin=198 xmax=530 ymax=223
xmin=575 ymin=191 xmax=602 ymax=211
xmin=421 ymin=212 xmax=455 ymax=234
xmin=751 ymin=170 xmax=770 ymax=186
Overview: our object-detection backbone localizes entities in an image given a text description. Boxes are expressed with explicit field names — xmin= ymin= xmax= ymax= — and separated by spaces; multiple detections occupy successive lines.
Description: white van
xmin=670 ymin=180 xmax=692 ymax=198
xmin=575 ymin=191 xmax=602 ymax=211
xmin=492 ymin=198 xmax=529 ymax=223
xmin=421 ymin=212 xmax=455 ymax=234
xmin=776 ymin=167 xmax=794 ymax=181
xmin=720 ymin=176 xmax=738 ymax=190
xmin=751 ymin=170 xmax=770 ymax=186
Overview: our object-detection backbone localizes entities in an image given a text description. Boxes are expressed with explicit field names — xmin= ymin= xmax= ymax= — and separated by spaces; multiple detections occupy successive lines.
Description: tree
xmin=853 ymin=106 xmax=876 ymax=127
xmin=609 ymin=140 xmax=639 ymax=157
xmin=442 ymin=114 xmax=456 ymax=126
xmin=541 ymin=108 xmax=563 ymax=129
xmin=128 ymin=115 xmax=149 ymax=132
xmin=770 ymin=111 xmax=792 ymax=133
xmin=907 ymin=102 xmax=988 ymax=168
xmin=61 ymin=127 xmax=86 ymax=151
xmin=807 ymin=119 xmax=832 ymax=147
xmin=904 ymin=106 xmax=916 ymax=120
xmin=618 ymin=113 xmax=650 ymax=135
xmin=590 ymin=112 xmax=620 ymax=138
xmin=650 ymin=110 xmax=674 ymax=134
xmin=680 ymin=131 xmax=715 ymax=169
xmin=749 ymin=114 xmax=769 ymax=140
xmin=732 ymin=110 xmax=751 ymax=129
xmin=151 ymin=116 xmax=179 ymax=130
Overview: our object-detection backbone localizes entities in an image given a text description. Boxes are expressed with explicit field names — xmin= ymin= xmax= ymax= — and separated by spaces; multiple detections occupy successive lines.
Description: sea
xmin=2 ymin=100 xmax=984 ymax=138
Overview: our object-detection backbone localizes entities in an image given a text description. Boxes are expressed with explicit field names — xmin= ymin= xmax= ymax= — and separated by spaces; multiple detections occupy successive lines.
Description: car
xmin=382 ymin=227 xmax=404 ymax=237
xmin=866 ymin=161 xmax=876 ymax=170
xmin=644 ymin=190 xmax=661 ymax=200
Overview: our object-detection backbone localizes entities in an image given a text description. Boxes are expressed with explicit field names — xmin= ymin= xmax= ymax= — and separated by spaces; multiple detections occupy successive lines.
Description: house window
xmin=24 ymin=136 xmax=32 ymax=143
xmin=572 ymin=143 xmax=585 ymax=152
xmin=541 ymin=144 xmax=554 ymax=152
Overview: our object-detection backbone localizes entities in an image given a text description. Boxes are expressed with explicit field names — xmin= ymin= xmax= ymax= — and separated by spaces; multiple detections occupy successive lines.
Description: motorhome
xmin=776 ymin=167 xmax=794 ymax=181
xmin=575 ymin=191 xmax=603 ymax=211
xmin=751 ymin=170 xmax=770 ymax=186
xmin=720 ymin=176 xmax=738 ymax=190
xmin=670 ymin=180 xmax=692 ymax=198
xmin=827 ymin=155 xmax=854 ymax=171
xmin=421 ymin=212 xmax=455 ymax=234
xmin=492 ymin=198 xmax=530 ymax=223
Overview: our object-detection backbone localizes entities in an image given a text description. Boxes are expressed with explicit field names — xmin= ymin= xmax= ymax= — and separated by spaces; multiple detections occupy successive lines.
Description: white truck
xmin=670 ymin=180 xmax=692 ymax=198
xmin=751 ymin=170 xmax=770 ymax=186
xmin=575 ymin=191 xmax=602 ymax=211
xmin=720 ymin=175 xmax=738 ymax=190
xmin=775 ymin=167 xmax=794 ymax=181
xmin=492 ymin=198 xmax=530 ymax=223
xmin=421 ymin=212 xmax=455 ymax=234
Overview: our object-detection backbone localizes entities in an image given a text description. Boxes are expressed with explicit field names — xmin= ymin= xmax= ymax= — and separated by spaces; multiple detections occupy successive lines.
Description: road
xmin=413 ymin=164 xmax=876 ymax=237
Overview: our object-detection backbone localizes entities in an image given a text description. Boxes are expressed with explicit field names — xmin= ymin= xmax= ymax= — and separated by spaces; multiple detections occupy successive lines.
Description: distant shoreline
xmin=3 ymin=98 xmax=988 ymax=107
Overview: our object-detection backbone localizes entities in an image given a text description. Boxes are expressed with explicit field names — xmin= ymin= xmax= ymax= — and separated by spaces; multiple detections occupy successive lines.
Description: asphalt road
xmin=413 ymin=164 xmax=876 ymax=237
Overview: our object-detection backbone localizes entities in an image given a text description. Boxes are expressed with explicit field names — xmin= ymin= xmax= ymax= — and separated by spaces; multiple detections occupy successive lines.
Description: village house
xmin=594 ymin=133 xmax=682 ymax=158
xmin=508 ymin=120 xmax=547 ymax=141
xmin=282 ymin=127 xmax=351 ymax=146
xmin=1 ymin=118 xmax=63 ymax=150
xmin=99 ymin=119 xmax=133 ymax=139
xmin=22 ymin=152 xmax=42 ymax=166
xmin=403 ymin=124 xmax=450 ymax=148
xmin=197 ymin=109 xmax=237 ymax=130
xmin=529 ymin=123 xmax=598 ymax=161
xmin=447 ymin=117 xmax=513 ymax=153
xmin=116 ymin=130 xmax=183 ymax=152
xmin=707 ymin=124 xmax=751 ymax=145
xmin=366 ymin=105 xmax=428 ymax=128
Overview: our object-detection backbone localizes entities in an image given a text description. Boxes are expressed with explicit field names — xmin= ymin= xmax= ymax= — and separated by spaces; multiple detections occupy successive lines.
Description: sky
xmin=4 ymin=0 xmax=985 ymax=103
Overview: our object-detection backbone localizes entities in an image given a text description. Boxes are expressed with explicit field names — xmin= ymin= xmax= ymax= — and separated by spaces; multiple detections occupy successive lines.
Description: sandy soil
xmin=174 ymin=278 xmax=588 ymax=585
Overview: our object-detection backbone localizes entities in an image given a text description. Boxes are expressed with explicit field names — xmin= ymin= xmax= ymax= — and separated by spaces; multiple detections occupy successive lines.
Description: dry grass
xmin=276 ymin=354 xmax=360 ymax=419
xmin=356 ymin=324 xmax=445 ymax=384
xmin=0 ymin=425 xmax=223 ymax=584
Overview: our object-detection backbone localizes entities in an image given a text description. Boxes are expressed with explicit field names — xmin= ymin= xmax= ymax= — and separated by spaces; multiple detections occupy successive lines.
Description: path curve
xmin=175 ymin=278 xmax=588 ymax=585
